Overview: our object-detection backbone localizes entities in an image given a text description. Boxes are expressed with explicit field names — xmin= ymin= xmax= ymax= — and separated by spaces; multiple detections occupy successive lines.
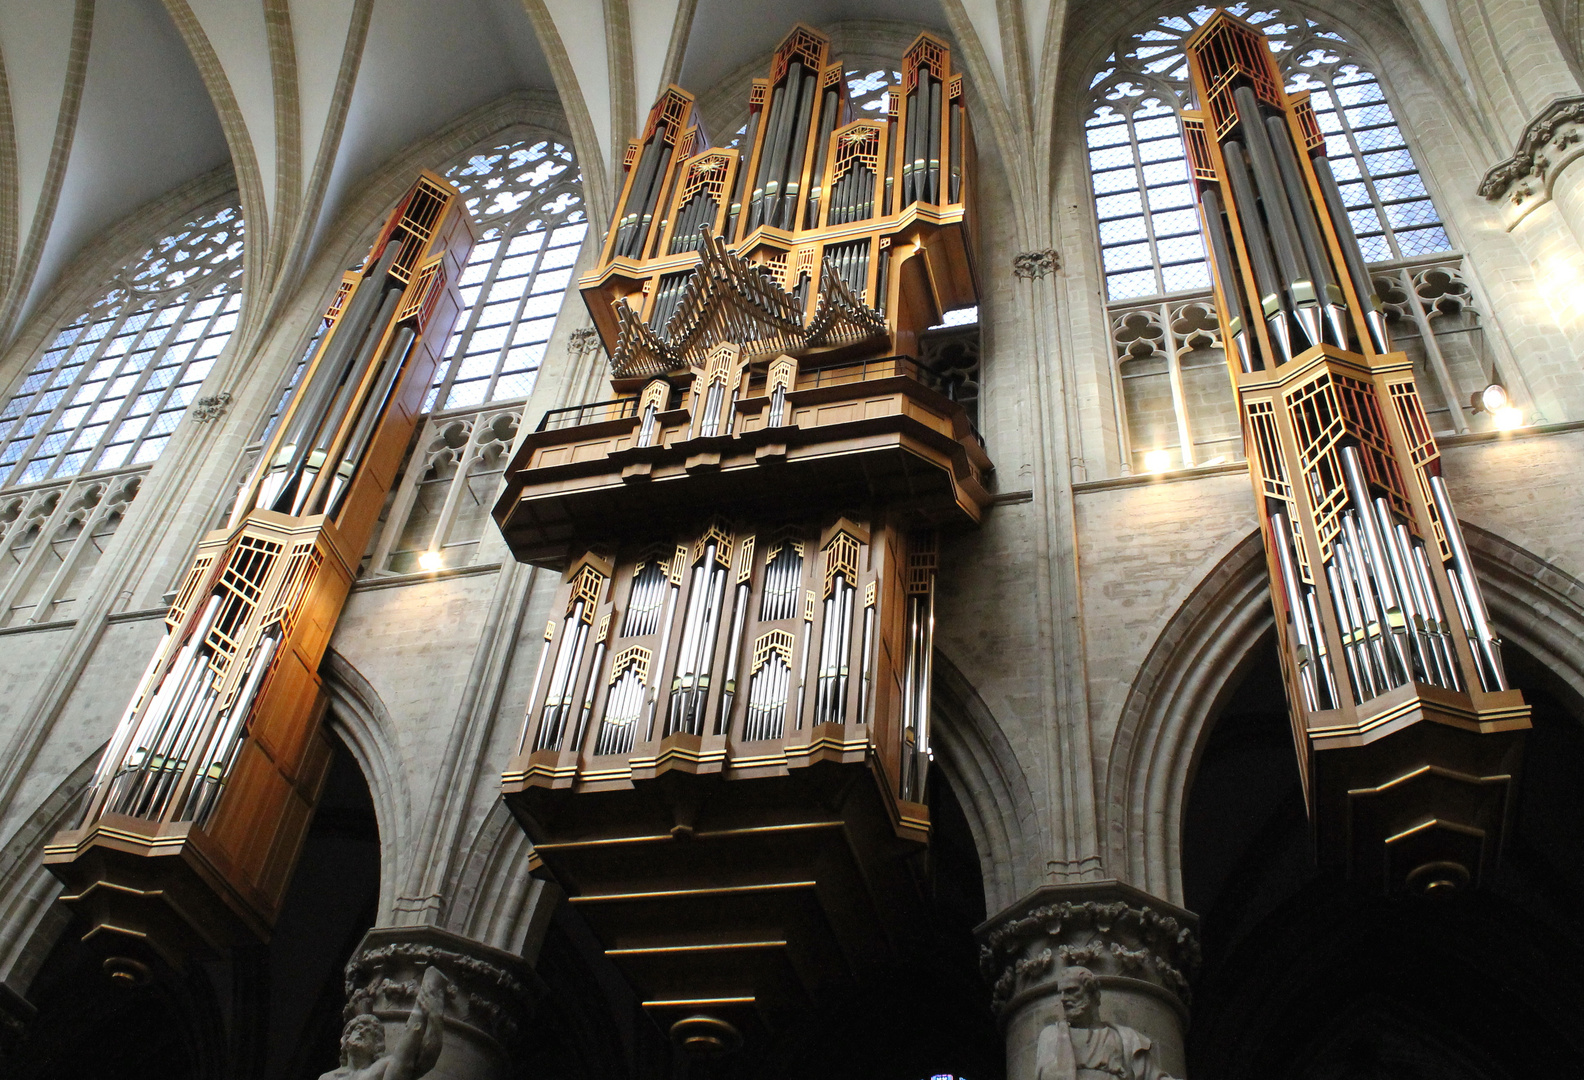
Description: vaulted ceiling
xmin=0 ymin=0 xmax=1466 ymax=352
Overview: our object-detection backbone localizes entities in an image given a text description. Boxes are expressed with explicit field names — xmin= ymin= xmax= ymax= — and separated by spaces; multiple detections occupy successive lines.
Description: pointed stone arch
xmin=930 ymin=650 xmax=1046 ymax=915
xmin=1105 ymin=521 xmax=1584 ymax=910
xmin=321 ymin=647 xmax=415 ymax=926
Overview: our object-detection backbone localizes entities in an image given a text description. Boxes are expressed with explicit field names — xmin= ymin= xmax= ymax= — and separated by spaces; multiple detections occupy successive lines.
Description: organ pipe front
xmin=1183 ymin=11 xmax=1527 ymax=892
xmin=493 ymin=25 xmax=986 ymax=1049
xmin=44 ymin=173 xmax=473 ymax=966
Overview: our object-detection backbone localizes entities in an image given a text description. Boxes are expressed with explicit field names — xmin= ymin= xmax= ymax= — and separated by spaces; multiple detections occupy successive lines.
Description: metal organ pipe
xmin=519 ymin=624 xmax=556 ymax=754
xmin=1219 ymin=140 xmax=1294 ymax=364
xmin=1265 ymin=115 xmax=1349 ymax=348
xmin=1198 ymin=187 xmax=1255 ymax=372
xmin=728 ymin=103 xmax=763 ymax=239
xmin=806 ymin=81 xmax=840 ymax=229
xmin=1428 ymin=474 xmax=1506 ymax=690
xmin=572 ymin=634 xmax=607 ymax=753
xmin=748 ymin=71 xmax=793 ymax=232
xmin=617 ymin=135 xmax=664 ymax=257
xmin=1269 ymin=508 xmax=1326 ymax=711
xmin=1339 ymin=447 xmax=1413 ymax=683
xmin=182 ymin=629 xmax=280 ymax=824
xmin=1310 ymin=154 xmax=1390 ymax=354
xmin=1232 ymin=86 xmax=1321 ymax=350
xmin=1407 ymin=534 xmax=1461 ymax=690
xmin=777 ymin=64 xmax=818 ymax=229
xmin=794 ymin=594 xmax=813 ymax=730
xmin=718 ymin=579 xmax=752 ymax=733
xmin=644 ymin=574 xmax=683 ymax=740
xmin=926 ymin=72 xmax=942 ymax=204
xmin=261 ymin=237 xmax=404 ymax=514
xmin=292 ymin=283 xmax=406 ymax=516
xmin=326 ymin=323 xmax=417 ymax=518
xmin=635 ymin=137 xmax=676 ymax=260
xmin=108 ymin=595 xmax=223 ymax=816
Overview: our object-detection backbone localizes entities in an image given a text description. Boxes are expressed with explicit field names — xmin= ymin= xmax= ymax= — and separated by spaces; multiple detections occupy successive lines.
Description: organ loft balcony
xmin=492 ymin=347 xmax=992 ymax=569
xmin=489 ymin=24 xmax=993 ymax=1049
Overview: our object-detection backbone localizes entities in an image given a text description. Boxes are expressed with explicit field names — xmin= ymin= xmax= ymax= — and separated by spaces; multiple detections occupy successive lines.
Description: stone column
xmin=978 ymin=881 xmax=1199 ymax=1080
xmin=341 ymin=925 xmax=544 ymax=1080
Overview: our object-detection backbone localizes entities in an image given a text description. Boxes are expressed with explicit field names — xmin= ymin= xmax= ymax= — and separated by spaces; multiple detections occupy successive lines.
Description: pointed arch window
xmin=0 ymin=199 xmax=245 ymax=489
xmin=1086 ymin=3 xmax=1452 ymax=302
xmin=425 ymin=133 xmax=587 ymax=411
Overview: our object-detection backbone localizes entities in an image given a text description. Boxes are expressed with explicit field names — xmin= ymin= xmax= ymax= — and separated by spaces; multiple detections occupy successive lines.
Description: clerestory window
xmin=1087 ymin=2 xmax=1451 ymax=303
xmin=1087 ymin=3 xmax=1468 ymax=472
xmin=426 ymin=133 xmax=587 ymax=411
xmin=0 ymin=199 xmax=245 ymax=489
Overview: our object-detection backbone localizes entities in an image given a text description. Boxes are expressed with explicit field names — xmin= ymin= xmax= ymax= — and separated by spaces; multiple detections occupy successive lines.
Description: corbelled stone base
xmin=978 ymin=881 xmax=1200 ymax=1079
xmin=342 ymin=926 xmax=545 ymax=1080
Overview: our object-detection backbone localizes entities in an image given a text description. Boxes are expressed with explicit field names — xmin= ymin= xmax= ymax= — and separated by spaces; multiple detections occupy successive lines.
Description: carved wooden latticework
xmin=1183 ymin=9 xmax=1526 ymax=893
xmin=45 ymin=173 xmax=474 ymax=963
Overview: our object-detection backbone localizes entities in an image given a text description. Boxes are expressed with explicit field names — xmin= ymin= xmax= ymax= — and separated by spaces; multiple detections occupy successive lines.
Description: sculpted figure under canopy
xmin=1034 ymin=966 xmax=1180 ymax=1080
xmin=320 ymin=965 xmax=452 ymax=1080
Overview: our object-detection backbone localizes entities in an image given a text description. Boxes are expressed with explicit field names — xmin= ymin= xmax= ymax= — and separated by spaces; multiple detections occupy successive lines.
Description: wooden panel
xmin=205 ymin=739 xmax=288 ymax=874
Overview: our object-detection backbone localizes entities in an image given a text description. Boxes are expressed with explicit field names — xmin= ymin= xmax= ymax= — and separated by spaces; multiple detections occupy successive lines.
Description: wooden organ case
xmin=494 ymin=26 xmax=989 ymax=1048
xmin=1182 ymin=12 xmax=1528 ymax=892
xmin=44 ymin=174 xmax=474 ymax=969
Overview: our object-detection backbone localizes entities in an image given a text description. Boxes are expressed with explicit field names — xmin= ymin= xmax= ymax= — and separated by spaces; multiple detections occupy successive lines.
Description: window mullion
xmin=5 ymin=318 xmax=125 ymax=485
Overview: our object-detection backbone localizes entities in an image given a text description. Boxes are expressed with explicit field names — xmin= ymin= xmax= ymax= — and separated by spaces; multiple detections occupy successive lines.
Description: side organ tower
xmin=1182 ymin=10 xmax=1528 ymax=893
xmin=44 ymin=175 xmax=475 ymax=972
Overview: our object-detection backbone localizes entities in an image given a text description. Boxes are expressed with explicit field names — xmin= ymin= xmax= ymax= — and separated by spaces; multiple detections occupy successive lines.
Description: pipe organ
xmin=1183 ymin=12 xmax=1527 ymax=892
xmin=44 ymin=174 xmax=473 ymax=968
xmin=494 ymin=26 xmax=986 ymax=1049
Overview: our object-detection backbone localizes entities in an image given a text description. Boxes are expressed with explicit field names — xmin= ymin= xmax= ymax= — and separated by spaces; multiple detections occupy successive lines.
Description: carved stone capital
xmin=345 ymin=925 xmax=544 ymax=1066
xmin=1012 ymin=249 xmax=1061 ymax=280
xmin=1478 ymin=95 xmax=1584 ymax=209
xmin=189 ymin=390 xmax=233 ymax=423
xmin=567 ymin=326 xmax=602 ymax=360
xmin=976 ymin=880 xmax=1200 ymax=1019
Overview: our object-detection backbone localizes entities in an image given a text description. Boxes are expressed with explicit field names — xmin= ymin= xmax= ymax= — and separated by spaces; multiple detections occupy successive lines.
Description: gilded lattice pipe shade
xmin=43 ymin=173 xmax=474 ymax=964
xmin=1183 ymin=10 xmax=1527 ymax=892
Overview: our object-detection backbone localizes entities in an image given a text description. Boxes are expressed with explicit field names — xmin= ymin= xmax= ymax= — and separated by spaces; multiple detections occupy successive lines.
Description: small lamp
xmin=1471 ymin=382 xmax=1523 ymax=431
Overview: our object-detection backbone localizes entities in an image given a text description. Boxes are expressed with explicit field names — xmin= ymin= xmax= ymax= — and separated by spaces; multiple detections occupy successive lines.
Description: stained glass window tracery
xmin=1087 ymin=2 xmax=1452 ymax=302
xmin=425 ymin=133 xmax=587 ymax=411
xmin=0 ymin=200 xmax=246 ymax=489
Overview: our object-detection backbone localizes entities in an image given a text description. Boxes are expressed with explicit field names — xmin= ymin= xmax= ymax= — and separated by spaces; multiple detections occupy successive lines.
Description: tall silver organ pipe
xmin=1264 ymin=115 xmax=1349 ymax=348
xmin=1199 ymin=188 xmax=1254 ymax=372
xmin=1231 ymin=86 xmax=1322 ymax=351
xmin=1219 ymin=140 xmax=1294 ymax=364
xmin=1309 ymin=154 xmax=1390 ymax=353
xmin=258 ymin=237 xmax=406 ymax=515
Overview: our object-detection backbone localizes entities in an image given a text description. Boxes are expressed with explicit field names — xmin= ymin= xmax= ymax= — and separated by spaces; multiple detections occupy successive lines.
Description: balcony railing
xmin=537 ymin=397 xmax=640 ymax=432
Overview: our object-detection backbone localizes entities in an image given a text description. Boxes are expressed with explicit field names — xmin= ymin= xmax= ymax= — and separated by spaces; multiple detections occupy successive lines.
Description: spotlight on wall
xmin=1143 ymin=449 xmax=1172 ymax=473
xmin=418 ymin=550 xmax=444 ymax=572
xmin=1471 ymin=382 xmax=1523 ymax=431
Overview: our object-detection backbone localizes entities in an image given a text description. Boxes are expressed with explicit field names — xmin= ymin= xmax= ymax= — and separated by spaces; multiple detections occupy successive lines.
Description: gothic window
xmin=0 ymin=199 xmax=245 ymax=489
xmin=1086 ymin=3 xmax=1452 ymax=303
xmin=1087 ymin=3 xmax=1465 ymax=470
xmin=426 ymin=133 xmax=587 ymax=411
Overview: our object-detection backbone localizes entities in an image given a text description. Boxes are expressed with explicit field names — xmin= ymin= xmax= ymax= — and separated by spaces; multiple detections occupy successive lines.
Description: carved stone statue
xmin=1034 ymin=966 xmax=1180 ymax=1080
xmin=320 ymin=965 xmax=452 ymax=1080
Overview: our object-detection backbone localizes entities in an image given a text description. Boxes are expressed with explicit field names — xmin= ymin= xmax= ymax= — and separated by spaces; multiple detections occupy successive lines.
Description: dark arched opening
xmin=1182 ymin=631 xmax=1584 ymax=1078
xmin=11 ymin=732 xmax=380 ymax=1080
